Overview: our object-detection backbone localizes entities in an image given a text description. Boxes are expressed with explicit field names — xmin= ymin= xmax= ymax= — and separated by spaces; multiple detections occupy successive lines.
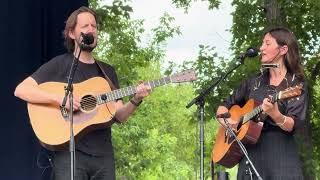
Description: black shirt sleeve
xmin=31 ymin=54 xmax=69 ymax=84
xmin=285 ymin=81 xmax=309 ymax=129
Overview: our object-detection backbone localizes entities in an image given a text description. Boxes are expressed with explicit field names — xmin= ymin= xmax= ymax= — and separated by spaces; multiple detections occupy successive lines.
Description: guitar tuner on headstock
xmin=170 ymin=69 xmax=197 ymax=83
xmin=278 ymin=83 xmax=303 ymax=100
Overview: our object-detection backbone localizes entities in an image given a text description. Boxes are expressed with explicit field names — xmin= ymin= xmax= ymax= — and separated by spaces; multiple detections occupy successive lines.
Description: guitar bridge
xmin=224 ymin=129 xmax=239 ymax=145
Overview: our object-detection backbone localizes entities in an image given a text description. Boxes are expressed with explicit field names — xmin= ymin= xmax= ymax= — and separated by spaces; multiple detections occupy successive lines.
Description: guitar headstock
xmin=277 ymin=83 xmax=303 ymax=100
xmin=171 ymin=69 xmax=197 ymax=83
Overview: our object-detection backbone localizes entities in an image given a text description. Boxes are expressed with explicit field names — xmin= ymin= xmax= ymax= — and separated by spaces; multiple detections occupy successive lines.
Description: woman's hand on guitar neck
xmin=262 ymin=96 xmax=294 ymax=131
xmin=261 ymin=96 xmax=280 ymax=117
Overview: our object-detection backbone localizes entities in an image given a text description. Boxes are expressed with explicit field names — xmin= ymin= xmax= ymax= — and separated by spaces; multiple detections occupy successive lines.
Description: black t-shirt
xmin=31 ymin=53 xmax=120 ymax=156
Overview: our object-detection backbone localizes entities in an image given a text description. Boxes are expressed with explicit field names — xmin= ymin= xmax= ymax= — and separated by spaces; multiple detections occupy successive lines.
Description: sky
xmin=103 ymin=0 xmax=234 ymax=66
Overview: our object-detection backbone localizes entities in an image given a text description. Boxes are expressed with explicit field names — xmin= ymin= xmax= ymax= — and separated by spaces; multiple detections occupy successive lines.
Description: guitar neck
xmin=240 ymin=84 xmax=303 ymax=125
xmin=242 ymin=94 xmax=281 ymax=124
xmin=96 ymin=76 xmax=172 ymax=104
xmin=242 ymin=106 xmax=263 ymax=124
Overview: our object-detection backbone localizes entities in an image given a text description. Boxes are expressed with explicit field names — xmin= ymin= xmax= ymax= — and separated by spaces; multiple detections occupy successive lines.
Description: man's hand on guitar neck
xmin=114 ymin=81 xmax=151 ymax=123
xmin=133 ymin=81 xmax=151 ymax=102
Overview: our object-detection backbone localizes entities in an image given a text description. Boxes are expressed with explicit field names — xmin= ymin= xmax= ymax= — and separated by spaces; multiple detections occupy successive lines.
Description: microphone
xmin=239 ymin=47 xmax=259 ymax=59
xmin=246 ymin=47 xmax=259 ymax=57
xmin=216 ymin=112 xmax=231 ymax=119
xmin=80 ymin=32 xmax=94 ymax=45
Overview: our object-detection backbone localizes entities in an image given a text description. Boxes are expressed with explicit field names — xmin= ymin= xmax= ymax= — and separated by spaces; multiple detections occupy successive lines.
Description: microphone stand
xmin=217 ymin=117 xmax=263 ymax=180
xmin=186 ymin=54 xmax=247 ymax=180
xmin=60 ymin=45 xmax=83 ymax=180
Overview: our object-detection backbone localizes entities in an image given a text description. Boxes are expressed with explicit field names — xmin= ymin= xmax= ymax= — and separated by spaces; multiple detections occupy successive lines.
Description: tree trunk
xmin=263 ymin=0 xmax=283 ymax=25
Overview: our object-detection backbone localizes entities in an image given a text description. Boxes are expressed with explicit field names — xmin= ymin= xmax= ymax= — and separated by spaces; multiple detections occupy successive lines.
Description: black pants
xmin=51 ymin=150 xmax=115 ymax=180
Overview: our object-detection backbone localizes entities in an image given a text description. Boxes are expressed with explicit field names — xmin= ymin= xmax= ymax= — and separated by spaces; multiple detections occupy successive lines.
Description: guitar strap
xmin=96 ymin=60 xmax=124 ymax=124
xmin=95 ymin=60 xmax=116 ymax=90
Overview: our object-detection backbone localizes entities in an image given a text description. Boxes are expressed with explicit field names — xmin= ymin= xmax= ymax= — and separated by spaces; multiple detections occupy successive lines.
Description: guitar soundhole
xmin=80 ymin=95 xmax=97 ymax=112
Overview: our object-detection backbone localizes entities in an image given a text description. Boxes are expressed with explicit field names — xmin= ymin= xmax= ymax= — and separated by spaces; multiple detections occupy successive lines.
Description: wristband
xmin=130 ymin=99 xmax=142 ymax=107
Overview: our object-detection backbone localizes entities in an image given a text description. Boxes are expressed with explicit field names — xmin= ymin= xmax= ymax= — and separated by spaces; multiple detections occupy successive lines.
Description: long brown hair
xmin=264 ymin=27 xmax=304 ymax=80
xmin=63 ymin=6 xmax=97 ymax=53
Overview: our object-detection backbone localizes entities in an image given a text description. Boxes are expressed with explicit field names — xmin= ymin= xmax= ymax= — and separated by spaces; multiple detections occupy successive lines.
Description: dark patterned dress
xmin=222 ymin=71 xmax=308 ymax=180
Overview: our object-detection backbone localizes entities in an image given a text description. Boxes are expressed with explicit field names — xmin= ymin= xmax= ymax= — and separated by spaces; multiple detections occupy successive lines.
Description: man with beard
xmin=14 ymin=6 xmax=151 ymax=180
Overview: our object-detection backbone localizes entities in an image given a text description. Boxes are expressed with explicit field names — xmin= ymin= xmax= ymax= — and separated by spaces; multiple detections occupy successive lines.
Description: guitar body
xmin=26 ymin=69 xmax=197 ymax=150
xmin=212 ymin=99 xmax=263 ymax=168
xmin=211 ymin=84 xmax=303 ymax=168
xmin=27 ymin=77 xmax=116 ymax=150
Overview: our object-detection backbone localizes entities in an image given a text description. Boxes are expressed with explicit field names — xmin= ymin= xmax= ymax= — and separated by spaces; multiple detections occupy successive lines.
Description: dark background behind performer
xmin=0 ymin=0 xmax=87 ymax=179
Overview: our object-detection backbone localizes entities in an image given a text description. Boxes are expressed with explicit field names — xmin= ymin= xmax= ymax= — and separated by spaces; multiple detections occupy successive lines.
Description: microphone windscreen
xmin=246 ymin=47 xmax=259 ymax=57
xmin=81 ymin=32 xmax=94 ymax=45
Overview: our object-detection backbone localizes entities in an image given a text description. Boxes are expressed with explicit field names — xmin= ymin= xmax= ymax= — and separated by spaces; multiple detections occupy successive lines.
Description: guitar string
xmin=80 ymin=90 xmax=126 ymax=109
xmin=81 ymin=81 xmax=149 ymax=106
xmin=83 ymin=78 xmax=169 ymax=106
xmin=80 ymin=76 xmax=170 ymax=109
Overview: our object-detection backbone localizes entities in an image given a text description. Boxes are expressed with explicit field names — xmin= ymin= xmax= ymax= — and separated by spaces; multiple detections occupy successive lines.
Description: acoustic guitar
xmin=27 ymin=69 xmax=197 ymax=150
xmin=211 ymin=84 xmax=303 ymax=168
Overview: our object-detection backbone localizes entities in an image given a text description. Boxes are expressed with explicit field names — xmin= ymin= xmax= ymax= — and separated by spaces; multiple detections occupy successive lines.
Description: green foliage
xmin=151 ymin=12 xmax=182 ymax=46
xmin=171 ymin=0 xmax=221 ymax=11
xmin=182 ymin=45 xmax=260 ymax=118
xmin=91 ymin=0 xmax=180 ymax=87
xmin=88 ymin=0 xmax=320 ymax=179
xmin=113 ymin=81 xmax=199 ymax=179
xmin=231 ymin=0 xmax=320 ymax=57
xmin=90 ymin=0 xmax=146 ymax=85
xmin=89 ymin=0 xmax=201 ymax=179
xmin=230 ymin=0 xmax=320 ymax=178
xmin=180 ymin=0 xmax=320 ymax=179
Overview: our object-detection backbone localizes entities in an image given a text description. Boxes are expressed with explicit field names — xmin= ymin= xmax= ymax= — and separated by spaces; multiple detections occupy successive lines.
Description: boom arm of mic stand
xmin=186 ymin=61 xmax=243 ymax=109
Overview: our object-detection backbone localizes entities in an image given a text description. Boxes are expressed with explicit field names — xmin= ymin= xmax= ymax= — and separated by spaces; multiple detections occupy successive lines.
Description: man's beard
xmin=80 ymin=43 xmax=96 ymax=52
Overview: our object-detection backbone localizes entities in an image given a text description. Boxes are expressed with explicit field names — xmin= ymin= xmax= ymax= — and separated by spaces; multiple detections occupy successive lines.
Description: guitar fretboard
xmin=242 ymin=94 xmax=280 ymax=124
xmin=96 ymin=76 xmax=172 ymax=104
xmin=242 ymin=106 xmax=263 ymax=124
